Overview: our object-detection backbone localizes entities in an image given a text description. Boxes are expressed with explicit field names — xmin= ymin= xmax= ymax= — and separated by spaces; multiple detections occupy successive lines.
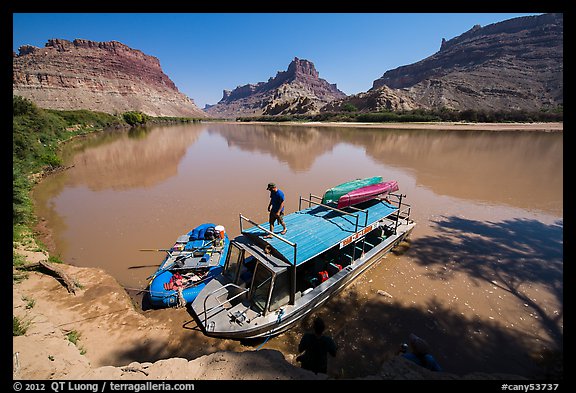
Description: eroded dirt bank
xmin=13 ymin=249 xmax=528 ymax=380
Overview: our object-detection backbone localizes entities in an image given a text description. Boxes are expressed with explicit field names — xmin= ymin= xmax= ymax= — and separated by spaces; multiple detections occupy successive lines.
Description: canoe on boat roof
xmin=321 ymin=176 xmax=383 ymax=205
xmin=337 ymin=180 xmax=399 ymax=209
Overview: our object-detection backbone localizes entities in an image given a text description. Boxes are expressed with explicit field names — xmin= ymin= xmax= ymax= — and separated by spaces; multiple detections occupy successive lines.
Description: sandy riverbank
xmin=13 ymin=245 xmax=529 ymax=380
xmin=228 ymin=121 xmax=563 ymax=132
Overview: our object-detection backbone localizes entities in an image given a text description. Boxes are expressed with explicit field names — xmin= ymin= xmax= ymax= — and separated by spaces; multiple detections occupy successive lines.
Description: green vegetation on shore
xmin=13 ymin=316 xmax=32 ymax=336
xmin=12 ymin=96 xmax=201 ymax=262
xmin=13 ymin=96 xmax=123 ymax=231
xmin=236 ymin=106 xmax=563 ymax=123
xmin=123 ymin=111 xmax=203 ymax=126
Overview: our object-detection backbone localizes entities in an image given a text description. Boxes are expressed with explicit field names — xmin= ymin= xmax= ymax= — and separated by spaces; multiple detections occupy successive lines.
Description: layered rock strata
xmin=13 ymin=39 xmax=207 ymax=118
xmin=206 ymin=57 xmax=346 ymax=118
xmin=325 ymin=13 xmax=563 ymax=113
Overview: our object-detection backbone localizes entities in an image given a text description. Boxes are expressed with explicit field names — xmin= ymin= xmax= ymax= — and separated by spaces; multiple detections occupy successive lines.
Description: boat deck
xmin=242 ymin=199 xmax=398 ymax=266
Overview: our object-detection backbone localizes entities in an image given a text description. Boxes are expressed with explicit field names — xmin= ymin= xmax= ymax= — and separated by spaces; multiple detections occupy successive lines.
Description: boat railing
xmin=239 ymin=214 xmax=300 ymax=305
xmin=302 ymin=194 xmax=369 ymax=230
xmin=239 ymin=214 xmax=298 ymax=266
xmin=387 ymin=193 xmax=412 ymax=233
xmin=202 ymin=283 xmax=249 ymax=328
xmin=399 ymin=204 xmax=412 ymax=222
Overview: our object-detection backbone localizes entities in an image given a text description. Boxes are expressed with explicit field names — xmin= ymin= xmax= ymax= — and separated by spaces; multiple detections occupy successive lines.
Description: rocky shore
xmin=13 ymin=245 xmax=527 ymax=381
xmin=238 ymin=121 xmax=564 ymax=132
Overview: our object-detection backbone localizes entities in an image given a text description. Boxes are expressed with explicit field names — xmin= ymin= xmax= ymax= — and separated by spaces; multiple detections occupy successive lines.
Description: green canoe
xmin=321 ymin=176 xmax=383 ymax=205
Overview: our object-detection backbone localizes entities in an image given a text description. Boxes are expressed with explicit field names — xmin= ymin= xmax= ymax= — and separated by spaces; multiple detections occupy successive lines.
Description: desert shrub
xmin=123 ymin=111 xmax=149 ymax=126
xmin=342 ymin=103 xmax=358 ymax=112
xmin=13 ymin=316 xmax=31 ymax=336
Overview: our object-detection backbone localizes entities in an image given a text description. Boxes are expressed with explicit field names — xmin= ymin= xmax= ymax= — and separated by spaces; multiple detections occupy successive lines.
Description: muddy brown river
xmin=33 ymin=122 xmax=563 ymax=379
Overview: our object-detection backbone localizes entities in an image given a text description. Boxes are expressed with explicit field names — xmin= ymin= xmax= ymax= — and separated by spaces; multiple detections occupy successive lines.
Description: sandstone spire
xmin=205 ymin=57 xmax=346 ymax=118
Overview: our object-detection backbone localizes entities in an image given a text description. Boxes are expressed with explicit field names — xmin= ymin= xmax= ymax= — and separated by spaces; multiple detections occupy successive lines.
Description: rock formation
xmin=205 ymin=57 xmax=346 ymax=118
xmin=322 ymin=85 xmax=421 ymax=113
xmin=325 ymin=13 xmax=563 ymax=113
xmin=13 ymin=39 xmax=207 ymax=118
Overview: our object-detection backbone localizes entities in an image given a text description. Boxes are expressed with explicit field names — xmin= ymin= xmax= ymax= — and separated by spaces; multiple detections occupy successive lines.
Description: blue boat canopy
xmin=242 ymin=199 xmax=398 ymax=266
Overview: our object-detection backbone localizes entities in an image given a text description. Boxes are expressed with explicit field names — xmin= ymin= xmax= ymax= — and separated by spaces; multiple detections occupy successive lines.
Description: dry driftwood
xmin=18 ymin=260 xmax=78 ymax=295
xmin=121 ymin=366 xmax=150 ymax=376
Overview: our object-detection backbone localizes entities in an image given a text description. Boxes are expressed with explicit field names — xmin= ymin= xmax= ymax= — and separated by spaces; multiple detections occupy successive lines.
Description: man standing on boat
xmin=265 ymin=182 xmax=287 ymax=237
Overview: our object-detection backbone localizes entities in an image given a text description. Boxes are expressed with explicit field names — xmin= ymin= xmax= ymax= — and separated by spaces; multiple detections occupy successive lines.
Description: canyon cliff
xmin=325 ymin=13 xmax=563 ymax=113
xmin=13 ymin=39 xmax=207 ymax=118
xmin=205 ymin=57 xmax=346 ymax=118
xmin=12 ymin=13 xmax=563 ymax=120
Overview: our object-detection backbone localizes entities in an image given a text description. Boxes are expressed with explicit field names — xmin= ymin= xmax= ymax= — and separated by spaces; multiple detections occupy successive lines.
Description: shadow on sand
xmin=110 ymin=217 xmax=563 ymax=379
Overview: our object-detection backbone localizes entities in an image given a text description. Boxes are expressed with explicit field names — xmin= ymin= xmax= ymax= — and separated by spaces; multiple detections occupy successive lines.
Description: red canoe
xmin=336 ymin=180 xmax=399 ymax=209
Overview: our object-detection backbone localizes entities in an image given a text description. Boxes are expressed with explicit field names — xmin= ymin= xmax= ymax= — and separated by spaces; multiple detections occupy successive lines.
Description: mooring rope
xmin=256 ymin=308 xmax=285 ymax=350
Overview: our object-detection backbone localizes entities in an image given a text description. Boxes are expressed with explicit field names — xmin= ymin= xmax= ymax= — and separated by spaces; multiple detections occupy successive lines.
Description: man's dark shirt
xmin=298 ymin=333 xmax=337 ymax=374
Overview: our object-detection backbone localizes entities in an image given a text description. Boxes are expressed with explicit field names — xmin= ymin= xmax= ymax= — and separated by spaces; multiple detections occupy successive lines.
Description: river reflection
xmin=208 ymin=124 xmax=563 ymax=213
xmin=32 ymin=122 xmax=563 ymax=378
xmin=63 ymin=125 xmax=203 ymax=190
xmin=33 ymin=121 xmax=563 ymax=295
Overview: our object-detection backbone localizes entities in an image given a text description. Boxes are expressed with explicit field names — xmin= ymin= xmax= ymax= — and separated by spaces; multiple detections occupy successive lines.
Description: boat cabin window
xmin=250 ymin=263 xmax=273 ymax=315
xmin=269 ymin=270 xmax=290 ymax=312
xmin=224 ymin=243 xmax=244 ymax=282
xmin=249 ymin=263 xmax=291 ymax=315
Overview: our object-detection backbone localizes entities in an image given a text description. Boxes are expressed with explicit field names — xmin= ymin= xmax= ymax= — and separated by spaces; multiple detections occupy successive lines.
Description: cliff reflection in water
xmin=349 ymin=129 xmax=562 ymax=214
xmin=207 ymin=124 xmax=562 ymax=215
xmin=64 ymin=124 xmax=204 ymax=190
xmin=205 ymin=123 xmax=339 ymax=173
xmin=33 ymin=122 xmax=562 ymax=287
xmin=52 ymin=123 xmax=561 ymax=215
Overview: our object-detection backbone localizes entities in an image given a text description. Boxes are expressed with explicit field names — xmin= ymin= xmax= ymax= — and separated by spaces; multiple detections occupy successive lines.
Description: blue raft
xmin=147 ymin=223 xmax=230 ymax=308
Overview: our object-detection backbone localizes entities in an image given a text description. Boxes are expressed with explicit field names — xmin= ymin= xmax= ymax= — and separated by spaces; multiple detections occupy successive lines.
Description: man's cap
xmin=266 ymin=182 xmax=276 ymax=190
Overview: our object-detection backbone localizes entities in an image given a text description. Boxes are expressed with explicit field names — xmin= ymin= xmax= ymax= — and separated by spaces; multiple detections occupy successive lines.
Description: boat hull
xmin=192 ymin=221 xmax=415 ymax=339
xmin=337 ymin=180 xmax=399 ymax=209
xmin=148 ymin=267 xmax=225 ymax=308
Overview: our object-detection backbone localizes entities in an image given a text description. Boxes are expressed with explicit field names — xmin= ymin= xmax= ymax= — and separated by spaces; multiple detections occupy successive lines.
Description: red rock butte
xmin=205 ymin=57 xmax=347 ymax=118
xmin=13 ymin=38 xmax=207 ymax=118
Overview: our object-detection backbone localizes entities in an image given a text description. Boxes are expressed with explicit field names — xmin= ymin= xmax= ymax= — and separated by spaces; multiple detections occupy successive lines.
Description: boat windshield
xmin=249 ymin=263 xmax=292 ymax=314
xmin=269 ymin=270 xmax=290 ymax=312
xmin=223 ymin=243 xmax=243 ymax=282
xmin=250 ymin=263 xmax=273 ymax=314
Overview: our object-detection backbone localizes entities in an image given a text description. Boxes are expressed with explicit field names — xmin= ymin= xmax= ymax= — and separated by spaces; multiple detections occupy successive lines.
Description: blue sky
xmin=13 ymin=13 xmax=543 ymax=108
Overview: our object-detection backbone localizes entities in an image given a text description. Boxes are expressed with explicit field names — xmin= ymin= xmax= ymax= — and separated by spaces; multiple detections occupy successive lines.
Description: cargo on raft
xmin=146 ymin=223 xmax=230 ymax=309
